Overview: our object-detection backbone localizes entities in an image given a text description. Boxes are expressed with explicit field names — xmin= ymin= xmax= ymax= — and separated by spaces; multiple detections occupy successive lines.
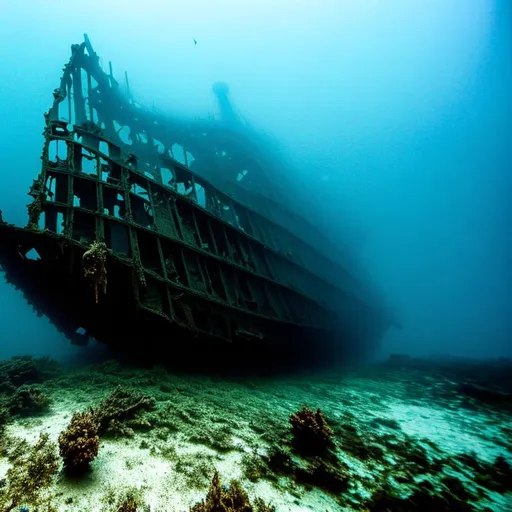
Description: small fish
xmin=193 ymin=38 xmax=198 ymax=46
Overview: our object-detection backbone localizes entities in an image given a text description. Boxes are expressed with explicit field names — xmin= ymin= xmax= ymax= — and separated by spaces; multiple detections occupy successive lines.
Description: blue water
xmin=0 ymin=0 xmax=510 ymax=361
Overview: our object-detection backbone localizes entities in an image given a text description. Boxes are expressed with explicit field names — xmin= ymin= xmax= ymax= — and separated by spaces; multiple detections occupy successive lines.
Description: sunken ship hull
xmin=0 ymin=36 xmax=396 ymax=364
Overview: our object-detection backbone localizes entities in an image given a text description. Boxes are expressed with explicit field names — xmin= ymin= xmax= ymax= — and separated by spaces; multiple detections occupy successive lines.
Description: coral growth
xmin=190 ymin=471 xmax=275 ymax=512
xmin=0 ymin=433 xmax=59 ymax=511
xmin=58 ymin=409 xmax=100 ymax=474
xmin=93 ymin=386 xmax=155 ymax=437
xmin=117 ymin=498 xmax=138 ymax=512
xmin=82 ymin=240 xmax=108 ymax=304
xmin=289 ymin=406 xmax=334 ymax=454
xmin=0 ymin=356 xmax=40 ymax=388
xmin=8 ymin=384 xmax=51 ymax=416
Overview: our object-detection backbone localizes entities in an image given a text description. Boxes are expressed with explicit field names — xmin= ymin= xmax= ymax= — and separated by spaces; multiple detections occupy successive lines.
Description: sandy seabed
xmin=0 ymin=355 xmax=511 ymax=511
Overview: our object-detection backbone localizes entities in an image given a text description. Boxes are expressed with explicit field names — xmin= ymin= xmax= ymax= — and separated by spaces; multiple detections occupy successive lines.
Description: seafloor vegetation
xmin=0 ymin=354 xmax=510 ymax=511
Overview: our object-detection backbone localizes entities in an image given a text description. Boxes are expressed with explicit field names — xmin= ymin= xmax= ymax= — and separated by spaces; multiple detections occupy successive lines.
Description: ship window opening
xmin=42 ymin=209 xmax=65 ymax=235
xmin=204 ymin=260 xmax=227 ymax=301
xmin=171 ymin=143 xmax=186 ymax=165
xmin=252 ymin=246 xmax=273 ymax=279
xmin=114 ymin=121 xmax=132 ymax=146
xmin=161 ymin=242 xmax=188 ymax=286
xmin=103 ymin=188 xmax=125 ymax=219
xmin=132 ymin=183 xmax=148 ymax=198
xmin=211 ymin=313 xmax=229 ymax=340
xmin=45 ymin=176 xmax=56 ymax=202
xmin=219 ymin=266 xmax=237 ymax=305
xmin=138 ymin=231 xmax=162 ymax=274
xmin=235 ymin=206 xmax=253 ymax=236
xmin=73 ymin=178 xmax=97 ymax=211
xmin=81 ymin=150 xmax=97 ymax=176
xmin=175 ymin=167 xmax=195 ymax=198
xmin=160 ymin=167 xmax=176 ymax=189
xmin=238 ymin=273 xmax=257 ymax=312
xmin=186 ymin=151 xmax=195 ymax=168
xmin=130 ymin=176 xmax=149 ymax=199
xmin=48 ymin=140 xmax=67 ymax=162
xmin=54 ymin=211 xmax=65 ymax=235
xmin=195 ymin=213 xmax=214 ymax=253
xmin=92 ymin=108 xmax=99 ymax=125
xmin=84 ymin=97 xmax=92 ymax=122
xmin=239 ymin=238 xmax=256 ymax=271
xmin=236 ymin=169 xmax=248 ymax=182
xmin=140 ymin=280 xmax=168 ymax=316
xmin=205 ymin=190 xmax=220 ymax=217
xmin=138 ymin=132 xmax=148 ymax=144
xmin=68 ymin=87 xmax=76 ymax=125
xmin=52 ymin=124 xmax=68 ymax=136
xmin=99 ymin=141 xmax=109 ymax=157
xmin=183 ymin=252 xmax=207 ymax=294
xmin=107 ymin=162 xmax=122 ymax=185
xmin=175 ymin=202 xmax=200 ymax=246
xmin=38 ymin=212 xmax=46 ymax=231
xmin=173 ymin=298 xmax=195 ymax=329
xmin=249 ymin=278 xmax=272 ymax=317
xmin=99 ymin=158 xmax=110 ymax=182
xmin=218 ymin=199 xmax=237 ymax=227
xmin=193 ymin=301 xmax=211 ymax=333
xmin=142 ymin=162 xmax=157 ymax=181
xmin=72 ymin=210 xmax=95 ymax=244
xmin=154 ymin=139 xmax=165 ymax=154
xmin=80 ymin=68 xmax=89 ymax=99
xmin=229 ymin=203 xmax=242 ymax=230
xmin=225 ymin=230 xmax=242 ymax=265
xmin=194 ymin=182 xmax=206 ymax=208
xmin=105 ymin=220 xmax=130 ymax=256
xmin=214 ymin=226 xmax=230 ymax=260
xmin=131 ymin=195 xmax=155 ymax=229
xmin=25 ymin=248 xmax=41 ymax=261
xmin=49 ymin=173 xmax=68 ymax=204
xmin=59 ymin=94 xmax=70 ymax=123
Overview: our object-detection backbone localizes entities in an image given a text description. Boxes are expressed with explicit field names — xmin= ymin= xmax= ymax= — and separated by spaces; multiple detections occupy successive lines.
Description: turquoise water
xmin=0 ymin=1 xmax=510 ymax=510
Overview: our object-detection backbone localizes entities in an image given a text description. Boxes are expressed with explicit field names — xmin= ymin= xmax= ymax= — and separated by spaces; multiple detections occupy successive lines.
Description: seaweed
xmin=190 ymin=471 xmax=275 ymax=512
xmin=289 ymin=406 xmax=334 ymax=455
xmin=0 ymin=433 xmax=59 ymax=511
xmin=7 ymin=385 xmax=51 ymax=416
xmin=93 ymin=386 xmax=155 ymax=437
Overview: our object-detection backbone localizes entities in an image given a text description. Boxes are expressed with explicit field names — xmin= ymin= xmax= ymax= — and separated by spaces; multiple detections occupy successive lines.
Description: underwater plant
xmin=93 ymin=385 xmax=155 ymax=437
xmin=8 ymin=384 xmax=51 ymax=416
xmin=58 ymin=409 xmax=100 ymax=474
xmin=0 ymin=433 xmax=59 ymax=511
xmin=289 ymin=405 xmax=334 ymax=454
xmin=190 ymin=471 xmax=275 ymax=512
xmin=0 ymin=356 xmax=40 ymax=388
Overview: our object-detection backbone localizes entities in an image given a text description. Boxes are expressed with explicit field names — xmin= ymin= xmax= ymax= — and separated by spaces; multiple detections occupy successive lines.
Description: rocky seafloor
xmin=0 ymin=354 xmax=510 ymax=511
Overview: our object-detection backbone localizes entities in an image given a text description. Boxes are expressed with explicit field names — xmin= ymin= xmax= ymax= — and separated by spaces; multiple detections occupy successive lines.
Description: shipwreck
xmin=0 ymin=35 xmax=399 ymax=364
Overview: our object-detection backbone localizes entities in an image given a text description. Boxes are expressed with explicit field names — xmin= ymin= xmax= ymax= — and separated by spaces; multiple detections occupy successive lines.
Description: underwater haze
xmin=0 ymin=0 xmax=510 ymax=361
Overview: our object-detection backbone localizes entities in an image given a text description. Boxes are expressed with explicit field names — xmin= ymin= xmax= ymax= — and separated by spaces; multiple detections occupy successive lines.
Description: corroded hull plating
xmin=0 ymin=35 xmax=397 ymax=363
